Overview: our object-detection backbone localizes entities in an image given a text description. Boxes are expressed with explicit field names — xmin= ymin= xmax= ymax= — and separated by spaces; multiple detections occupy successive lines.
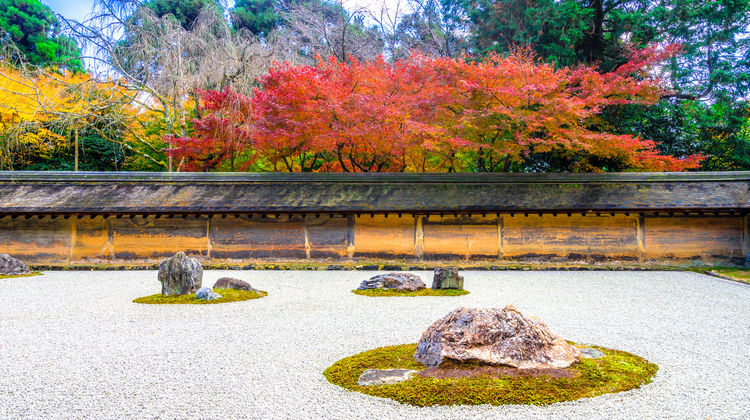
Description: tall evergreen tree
xmin=143 ymin=0 xmax=220 ymax=29
xmin=231 ymin=0 xmax=280 ymax=36
xmin=0 ymin=0 xmax=82 ymax=71
xmin=460 ymin=0 xmax=592 ymax=66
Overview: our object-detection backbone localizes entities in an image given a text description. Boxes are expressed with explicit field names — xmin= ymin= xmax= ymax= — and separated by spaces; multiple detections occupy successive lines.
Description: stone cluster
xmin=357 ymin=267 xmax=466 ymax=292
xmin=158 ymin=253 xmax=259 ymax=300
xmin=357 ymin=272 xmax=426 ymax=291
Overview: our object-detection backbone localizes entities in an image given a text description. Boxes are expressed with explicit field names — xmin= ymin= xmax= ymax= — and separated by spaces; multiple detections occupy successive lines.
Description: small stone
xmin=0 ymin=254 xmax=30 ymax=276
xmin=356 ymin=369 xmax=419 ymax=386
xmin=195 ymin=287 xmax=221 ymax=300
xmin=357 ymin=272 xmax=426 ymax=291
xmin=158 ymin=252 xmax=202 ymax=296
xmin=431 ymin=267 xmax=464 ymax=290
xmin=579 ymin=348 xmax=605 ymax=359
xmin=414 ymin=306 xmax=581 ymax=369
xmin=213 ymin=277 xmax=254 ymax=291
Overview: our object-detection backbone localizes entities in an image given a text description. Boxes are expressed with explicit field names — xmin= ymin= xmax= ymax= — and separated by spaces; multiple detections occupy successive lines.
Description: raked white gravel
xmin=1 ymin=270 xmax=749 ymax=419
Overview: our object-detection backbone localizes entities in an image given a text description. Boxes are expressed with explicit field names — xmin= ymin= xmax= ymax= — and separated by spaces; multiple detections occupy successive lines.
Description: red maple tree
xmin=167 ymin=88 xmax=253 ymax=171
xmin=168 ymin=46 xmax=702 ymax=172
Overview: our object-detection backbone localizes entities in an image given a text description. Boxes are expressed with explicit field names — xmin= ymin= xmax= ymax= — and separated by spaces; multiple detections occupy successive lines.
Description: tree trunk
xmin=583 ymin=0 xmax=604 ymax=64
xmin=74 ymin=127 xmax=79 ymax=172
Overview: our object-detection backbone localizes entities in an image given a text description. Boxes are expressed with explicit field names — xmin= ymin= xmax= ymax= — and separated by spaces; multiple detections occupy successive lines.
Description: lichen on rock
xmin=414 ymin=306 xmax=581 ymax=369
xmin=0 ymin=254 xmax=30 ymax=276
xmin=158 ymin=251 xmax=202 ymax=296
xmin=358 ymin=272 xmax=426 ymax=292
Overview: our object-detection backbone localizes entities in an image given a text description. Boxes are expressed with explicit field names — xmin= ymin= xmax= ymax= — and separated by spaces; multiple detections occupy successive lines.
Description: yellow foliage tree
xmin=0 ymin=64 xmax=67 ymax=167
xmin=0 ymin=60 xmax=168 ymax=170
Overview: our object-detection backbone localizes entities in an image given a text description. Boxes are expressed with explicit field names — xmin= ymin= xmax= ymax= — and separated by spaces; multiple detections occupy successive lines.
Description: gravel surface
xmin=1 ymin=270 xmax=749 ymax=419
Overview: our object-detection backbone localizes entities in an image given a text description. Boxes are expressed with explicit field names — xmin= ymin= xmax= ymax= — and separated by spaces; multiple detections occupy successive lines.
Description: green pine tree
xmin=231 ymin=0 xmax=280 ymax=36
xmin=0 ymin=0 xmax=82 ymax=71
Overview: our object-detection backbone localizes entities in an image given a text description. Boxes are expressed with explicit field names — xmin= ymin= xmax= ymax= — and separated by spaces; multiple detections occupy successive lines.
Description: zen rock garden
xmin=133 ymin=251 xmax=266 ymax=304
xmin=3 ymin=264 xmax=750 ymax=416
xmin=0 ymin=254 xmax=660 ymax=407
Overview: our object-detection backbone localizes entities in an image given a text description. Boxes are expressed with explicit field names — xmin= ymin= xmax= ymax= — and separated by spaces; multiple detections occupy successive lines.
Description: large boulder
xmin=414 ymin=306 xmax=581 ymax=369
xmin=0 ymin=254 xmax=30 ymax=276
xmin=357 ymin=272 xmax=426 ymax=292
xmin=213 ymin=277 xmax=255 ymax=291
xmin=431 ymin=267 xmax=464 ymax=290
xmin=158 ymin=251 xmax=202 ymax=296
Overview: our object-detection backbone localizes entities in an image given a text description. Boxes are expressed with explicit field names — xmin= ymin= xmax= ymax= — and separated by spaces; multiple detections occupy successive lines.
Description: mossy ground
xmin=0 ymin=272 xmax=42 ymax=279
xmin=133 ymin=288 xmax=267 ymax=304
xmin=709 ymin=268 xmax=750 ymax=284
xmin=323 ymin=343 xmax=658 ymax=406
xmin=352 ymin=288 xmax=469 ymax=297
xmin=31 ymin=260 xmax=710 ymax=272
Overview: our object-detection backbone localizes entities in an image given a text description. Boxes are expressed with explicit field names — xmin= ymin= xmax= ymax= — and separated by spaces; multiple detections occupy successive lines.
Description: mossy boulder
xmin=0 ymin=254 xmax=30 ymax=276
xmin=358 ymin=272 xmax=426 ymax=292
xmin=158 ymin=251 xmax=202 ymax=295
xmin=415 ymin=306 xmax=581 ymax=369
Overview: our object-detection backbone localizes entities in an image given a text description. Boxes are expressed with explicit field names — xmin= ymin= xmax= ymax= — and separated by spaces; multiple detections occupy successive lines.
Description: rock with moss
xmin=431 ymin=267 xmax=464 ymax=290
xmin=158 ymin=251 xmax=202 ymax=295
xmin=195 ymin=287 xmax=221 ymax=300
xmin=0 ymin=254 xmax=30 ymax=276
xmin=414 ymin=306 xmax=581 ymax=369
xmin=580 ymin=348 xmax=605 ymax=359
xmin=213 ymin=277 xmax=255 ymax=291
xmin=358 ymin=272 xmax=425 ymax=292
xmin=356 ymin=369 xmax=419 ymax=386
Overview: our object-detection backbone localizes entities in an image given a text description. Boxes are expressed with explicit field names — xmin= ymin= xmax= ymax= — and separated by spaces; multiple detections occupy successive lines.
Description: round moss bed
xmin=0 ymin=272 xmax=42 ymax=280
xmin=352 ymin=288 xmax=469 ymax=297
xmin=133 ymin=288 xmax=267 ymax=304
xmin=323 ymin=343 xmax=657 ymax=406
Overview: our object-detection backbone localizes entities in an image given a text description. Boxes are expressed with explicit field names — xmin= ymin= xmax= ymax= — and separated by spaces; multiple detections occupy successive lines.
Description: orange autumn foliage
xmin=169 ymin=46 xmax=702 ymax=172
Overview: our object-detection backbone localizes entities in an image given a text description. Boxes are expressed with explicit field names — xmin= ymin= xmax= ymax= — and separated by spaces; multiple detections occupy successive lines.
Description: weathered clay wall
xmin=1 ymin=213 xmax=745 ymax=265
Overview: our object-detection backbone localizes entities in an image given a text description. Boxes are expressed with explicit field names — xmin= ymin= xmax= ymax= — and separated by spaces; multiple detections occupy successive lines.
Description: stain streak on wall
xmin=353 ymin=215 xmax=416 ymax=259
xmin=503 ymin=214 xmax=638 ymax=261
xmin=644 ymin=216 xmax=742 ymax=260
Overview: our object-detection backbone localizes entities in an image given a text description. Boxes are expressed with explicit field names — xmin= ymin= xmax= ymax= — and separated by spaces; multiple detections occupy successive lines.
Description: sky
xmin=43 ymin=1 xmax=242 ymax=21
xmin=43 ymin=0 xmax=388 ymax=22
xmin=44 ymin=0 xmax=95 ymax=22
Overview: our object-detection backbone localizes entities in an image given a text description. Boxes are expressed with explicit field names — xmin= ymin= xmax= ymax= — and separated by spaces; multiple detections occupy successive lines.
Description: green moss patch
xmin=0 ymin=272 xmax=43 ymax=280
xmin=323 ymin=343 xmax=657 ymax=406
xmin=352 ymin=288 xmax=470 ymax=297
xmin=709 ymin=268 xmax=750 ymax=284
xmin=133 ymin=288 xmax=267 ymax=304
